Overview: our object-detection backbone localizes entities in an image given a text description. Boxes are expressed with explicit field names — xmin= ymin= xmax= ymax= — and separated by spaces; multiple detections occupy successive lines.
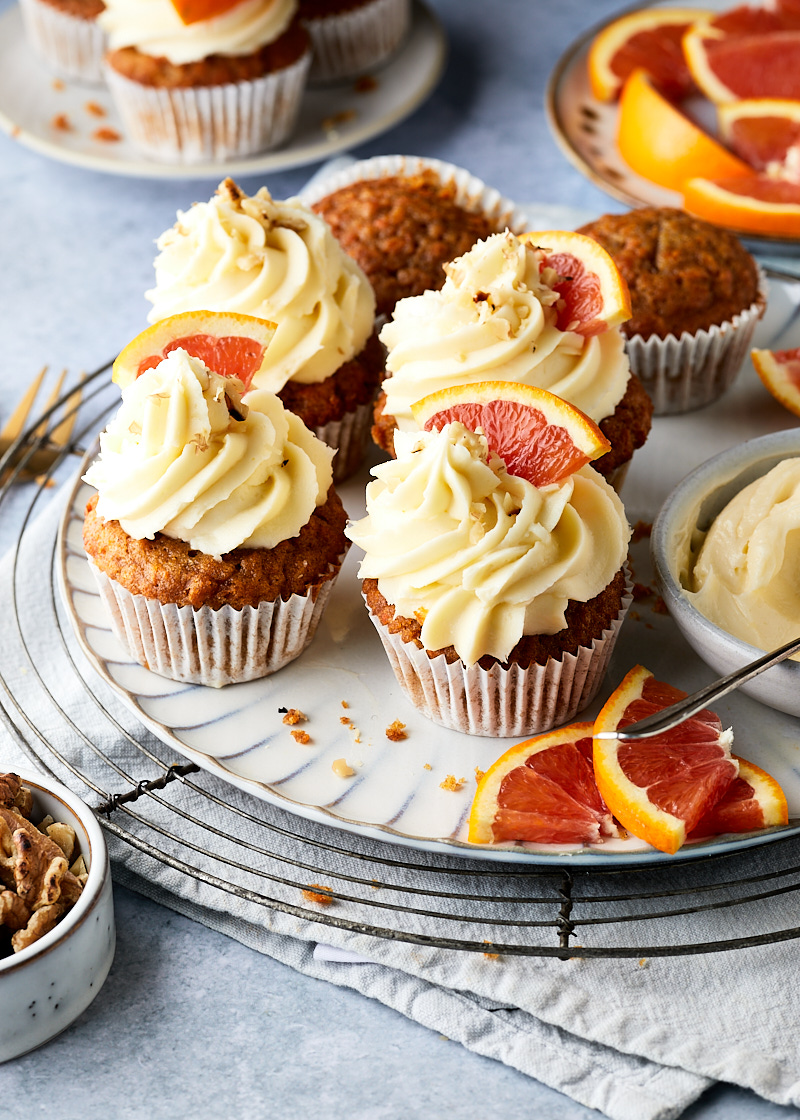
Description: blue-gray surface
xmin=1 ymin=0 xmax=799 ymax=1116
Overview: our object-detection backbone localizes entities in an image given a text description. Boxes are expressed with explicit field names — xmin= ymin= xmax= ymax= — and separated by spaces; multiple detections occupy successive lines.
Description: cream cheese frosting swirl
xmin=83 ymin=348 xmax=334 ymax=557
xmin=145 ymin=179 xmax=375 ymax=391
xmin=379 ymin=231 xmax=630 ymax=432
xmin=345 ymin=423 xmax=630 ymax=666
xmin=688 ymin=458 xmax=800 ymax=658
xmin=98 ymin=0 xmax=297 ymax=66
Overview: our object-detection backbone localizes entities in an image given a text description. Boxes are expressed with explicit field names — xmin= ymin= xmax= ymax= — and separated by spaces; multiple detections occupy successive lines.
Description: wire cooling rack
xmin=2 ymin=365 xmax=800 ymax=961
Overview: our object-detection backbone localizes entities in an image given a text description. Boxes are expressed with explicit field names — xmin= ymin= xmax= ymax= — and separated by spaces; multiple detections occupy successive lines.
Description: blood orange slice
xmin=112 ymin=311 xmax=277 ymax=391
xmin=593 ymin=665 xmax=738 ymax=854
xmin=751 ymin=346 xmax=800 ymax=416
xmin=587 ymin=6 xmax=711 ymax=102
xmin=468 ymin=723 xmax=619 ymax=845
xmin=520 ymin=230 xmax=631 ymax=336
xmin=170 ymin=0 xmax=245 ymax=25
xmin=683 ymin=8 xmax=800 ymax=103
xmin=689 ymin=757 xmax=788 ymax=839
xmin=410 ymin=381 xmax=610 ymax=487
xmin=616 ymin=68 xmax=750 ymax=192
xmin=683 ymin=174 xmax=800 ymax=235
xmin=718 ymin=99 xmax=800 ymax=174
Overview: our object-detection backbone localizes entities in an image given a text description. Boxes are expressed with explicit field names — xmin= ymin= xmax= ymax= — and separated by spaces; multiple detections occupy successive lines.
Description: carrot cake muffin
xmin=298 ymin=0 xmax=409 ymax=81
xmin=373 ymin=229 xmax=652 ymax=489
xmin=99 ymin=0 xmax=311 ymax=163
xmin=346 ymin=421 xmax=632 ymax=736
xmin=146 ymin=178 xmax=380 ymax=480
xmin=577 ymin=207 xmax=765 ymax=414
xmin=20 ymin=0 xmax=106 ymax=83
xmin=83 ymin=347 xmax=348 ymax=687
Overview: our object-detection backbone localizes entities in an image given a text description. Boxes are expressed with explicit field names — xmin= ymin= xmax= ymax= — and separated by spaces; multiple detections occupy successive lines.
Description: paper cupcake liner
xmin=625 ymin=276 xmax=767 ymax=416
xmin=299 ymin=153 xmax=531 ymax=233
xmin=366 ymin=576 xmax=633 ymax=737
xmin=90 ymin=559 xmax=342 ymax=688
xmin=303 ymin=0 xmax=410 ymax=82
xmin=313 ymin=399 xmax=375 ymax=483
xmin=103 ymin=51 xmax=310 ymax=164
xmin=20 ymin=0 xmax=107 ymax=84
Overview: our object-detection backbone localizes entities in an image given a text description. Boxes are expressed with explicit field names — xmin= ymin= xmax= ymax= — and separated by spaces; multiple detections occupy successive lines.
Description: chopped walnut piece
xmin=70 ymin=855 xmax=88 ymax=886
xmin=302 ymin=884 xmax=334 ymax=905
xmin=11 ymin=902 xmax=68 ymax=953
xmin=0 ymin=889 xmax=30 ymax=931
xmin=332 ymin=758 xmax=355 ymax=779
xmin=474 ymin=767 xmax=485 ymax=784
xmin=341 ymin=700 xmax=349 ymax=709
xmin=291 ymin=729 xmax=311 ymax=744
xmin=340 ymin=715 xmax=352 ymax=725
xmin=282 ymin=708 xmax=307 ymax=725
xmin=47 ymin=821 xmax=77 ymax=862
xmin=0 ymin=773 xmax=32 ymax=817
xmin=385 ymin=720 xmax=407 ymax=741
xmin=440 ymin=775 xmax=466 ymax=792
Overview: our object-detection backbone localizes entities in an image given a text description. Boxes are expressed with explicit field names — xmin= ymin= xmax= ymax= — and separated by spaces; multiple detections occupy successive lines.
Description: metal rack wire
xmin=2 ymin=367 xmax=800 ymax=960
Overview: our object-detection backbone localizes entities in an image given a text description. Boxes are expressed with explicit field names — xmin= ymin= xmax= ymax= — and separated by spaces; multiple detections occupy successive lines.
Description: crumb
xmin=11 ymin=125 xmax=21 ymax=138
xmin=440 ymin=774 xmax=466 ymax=792
xmin=632 ymin=582 xmax=653 ymax=601
xmin=52 ymin=78 xmax=65 ymax=90
xmin=638 ymin=958 xmax=649 ymax=968
xmin=332 ymin=758 xmax=355 ymax=778
xmin=302 ymin=884 xmax=334 ymax=905
xmin=340 ymin=715 xmax=352 ymax=725
xmin=423 ymin=763 xmax=432 ymax=771
xmin=321 ymin=109 xmax=356 ymax=133
xmin=629 ymin=609 xmax=641 ymax=621
xmin=482 ymin=939 xmax=499 ymax=960
xmin=652 ymin=596 xmax=669 ymax=615
xmin=85 ymin=101 xmax=106 ymax=117
xmin=291 ymin=729 xmax=311 ymax=744
xmin=282 ymin=708 xmax=307 ymax=725
xmin=386 ymin=720 xmax=407 ymax=741
xmin=474 ymin=767 xmax=485 ymax=784
xmin=370 ymin=880 xmax=382 ymax=890
xmin=341 ymin=700 xmax=349 ymax=708
xmin=92 ymin=127 xmax=121 ymax=143
xmin=51 ymin=113 xmax=72 ymax=131
xmin=35 ymin=476 xmax=57 ymax=489
xmin=631 ymin=520 xmax=652 ymax=543
xmin=354 ymin=74 xmax=378 ymax=93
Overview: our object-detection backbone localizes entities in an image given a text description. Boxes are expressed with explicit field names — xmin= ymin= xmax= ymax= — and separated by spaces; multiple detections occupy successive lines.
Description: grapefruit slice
xmin=468 ymin=723 xmax=619 ymax=845
xmin=751 ymin=346 xmax=800 ymax=416
xmin=683 ymin=174 xmax=800 ymax=235
xmin=170 ymin=0 xmax=245 ymax=24
xmin=616 ymin=69 xmax=751 ymax=192
xmin=112 ymin=311 xmax=277 ymax=390
xmin=593 ymin=665 xmax=738 ymax=855
xmin=520 ymin=230 xmax=632 ymax=336
xmin=410 ymin=381 xmax=610 ymax=487
xmin=718 ymin=99 xmax=800 ymax=174
xmin=587 ymin=7 xmax=711 ymax=102
xmin=689 ymin=757 xmax=788 ymax=839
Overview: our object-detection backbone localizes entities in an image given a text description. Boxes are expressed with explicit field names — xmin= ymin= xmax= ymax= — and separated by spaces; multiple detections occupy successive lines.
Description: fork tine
xmin=1 ymin=366 xmax=48 ymax=443
xmin=48 ymin=371 xmax=83 ymax=448
xmin=32 ymin=369 xmax=67 ymax=440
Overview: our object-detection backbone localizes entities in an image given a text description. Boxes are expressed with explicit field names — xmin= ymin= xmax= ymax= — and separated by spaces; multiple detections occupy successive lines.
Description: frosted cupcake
xmin=373 ymin=229 xmax=652 ymax=489
xmin=82 ymin=348 xmax=347 ymax=687
xmin=298 ymin=0 xmax=409 ymax=82
xmin=99 ymin=0 xmax=311 ymax=163
xmin=146 ymin=178 xmax=380 ymax=481
xmin=20 ymin=0 xmax=107 ymax=83
xmin=346 ymin=421 xmax=632 ymax=737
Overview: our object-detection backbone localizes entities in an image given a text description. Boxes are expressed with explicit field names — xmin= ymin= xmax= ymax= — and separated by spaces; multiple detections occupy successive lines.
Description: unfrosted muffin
xmin=82 ymin=348 xmax=348 ymax=687
xmin=345 ymin=421 xmax=632 ymax=737
xmin=576 ymin=207 xmax=765 ymax=414
xmin=99 ymin=0 xmax=311 ymax=163
xmin=373 ymin=229 xmax=652 ymax=489
xmin=146 ymin=178 xmax=380 ymax=481
xmin=299 ymin=0 xmax=409 ymax=81
xmin=20 ymin=0 xmax=106 ymax=82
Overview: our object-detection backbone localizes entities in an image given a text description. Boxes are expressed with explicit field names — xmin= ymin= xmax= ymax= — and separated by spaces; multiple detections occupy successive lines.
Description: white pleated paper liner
xmin=314 ymin=399 xmax=375 ymax=483
xmin=20 ymin=0 xmax=107 ymax=84
xmin=102 ymin=49 xmax=310 ymax=164
xmin=625 ymin=277 xmax=767 ymax=416
xmin=89 ymin=557 xmax=344 ymax=688
xmin=365 ymin=576 xmax=633 ymax=738
xmin=302 ymin=0 xmax=410 ymax=83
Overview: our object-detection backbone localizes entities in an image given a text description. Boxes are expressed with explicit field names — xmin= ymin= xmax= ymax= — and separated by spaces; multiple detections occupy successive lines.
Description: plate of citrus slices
xmin=546 ymin=0 xmax=800 ymax=249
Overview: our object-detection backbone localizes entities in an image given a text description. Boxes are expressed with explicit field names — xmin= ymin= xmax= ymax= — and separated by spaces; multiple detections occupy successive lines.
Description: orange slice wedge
xmin=689 ymin=756 xmax=788 ymax=838
xmin=170 ymin=0 xmax=245 ymax=25
xmin=683 ymin=174 xmax=800 ymax=235
xmin=751 ymin=346 xmax=800 ymax=416
xmin=718 ymin=98 xmax=800 ymax=172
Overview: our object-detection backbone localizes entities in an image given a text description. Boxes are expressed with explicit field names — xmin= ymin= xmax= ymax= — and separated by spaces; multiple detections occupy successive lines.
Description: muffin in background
xmin=299 ymin=0 xmax=409 ymax=82
xmin=305 ymin=155 xmax=530 ymax=318
xmin=82 ymin=348 xmax=348 ymax=688
xmin=98 ymin=0 xmax=310 ymax=163
xmin=576 ymin=207 xmax=766 ymax=414
xmin=20 ymin=0 xmax=107 ymax=84
xmin=146 ymin=178 xmax=381 ymax=481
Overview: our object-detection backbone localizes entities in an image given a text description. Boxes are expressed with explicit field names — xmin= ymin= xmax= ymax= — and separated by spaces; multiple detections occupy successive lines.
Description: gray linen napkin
xmin=4 ymin=478 xmax=800 ymax=1120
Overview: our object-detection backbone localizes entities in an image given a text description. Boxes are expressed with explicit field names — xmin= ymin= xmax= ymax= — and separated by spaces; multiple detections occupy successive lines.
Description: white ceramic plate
xmin=545 ymin=0 xmax=800 ymax=254
xmin=56 ymin=219 xmax=800 ymax=866
xmin=0 ymin=0 xmax=446 ymax=179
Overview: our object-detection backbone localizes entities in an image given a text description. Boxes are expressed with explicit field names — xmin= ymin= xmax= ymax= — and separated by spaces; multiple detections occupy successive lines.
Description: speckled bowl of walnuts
xmin=0 ymin=770 xmax=115 ymax=1063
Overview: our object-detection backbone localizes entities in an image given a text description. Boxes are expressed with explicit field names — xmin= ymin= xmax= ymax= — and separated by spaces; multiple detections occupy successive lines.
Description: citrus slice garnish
xmin=410 ymin=381 xmax=610 ymax=487
xmin=751 ymin=346 xmax=800 ymax=416
xmin=170 ymin=0 xmax=245 ymax=25
xmin=717 ymin=98 xmax=800 ymax=173
xmin=587 ymin=6 xmax=711 ymax=102
xmin=468 ymin=723 xmax=619 ymax=845
xmin=682 ymin=174 xmax=800 ymax=235
xmin=593 ymin=665 xmax=738 ymax=854
xmin=112 ymin=311 xmax=277 ymax=390
xmin=684 ymin=10 xmax=800 ymax=104
xmin=520 ymin=230 xmax=631 ymax=336
xmin=616 ymin=68 xmax=751 ymax=192
xmin=689 ymin=757 xmax=788 ymax=839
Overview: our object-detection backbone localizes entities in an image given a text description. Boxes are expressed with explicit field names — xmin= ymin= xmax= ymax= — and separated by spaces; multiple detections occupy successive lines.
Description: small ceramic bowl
xmin=651 ymin=429 xmax=800 ymax=718
xmin=0 ymin=770 xmax=115 ymax=1063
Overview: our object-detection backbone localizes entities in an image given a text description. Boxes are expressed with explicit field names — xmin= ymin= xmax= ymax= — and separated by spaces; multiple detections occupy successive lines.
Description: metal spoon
xmin=594 ymin=636 xmax=800 ymax=741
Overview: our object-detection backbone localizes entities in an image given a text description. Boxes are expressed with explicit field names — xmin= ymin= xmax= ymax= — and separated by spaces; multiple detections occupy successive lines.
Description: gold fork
xmin=0 ymin=367 xmax=84 ymax=483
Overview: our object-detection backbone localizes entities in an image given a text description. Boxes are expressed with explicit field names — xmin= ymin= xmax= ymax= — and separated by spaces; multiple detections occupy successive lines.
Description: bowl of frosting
xmin=651 ymin=428 xmax=800 ymax=717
